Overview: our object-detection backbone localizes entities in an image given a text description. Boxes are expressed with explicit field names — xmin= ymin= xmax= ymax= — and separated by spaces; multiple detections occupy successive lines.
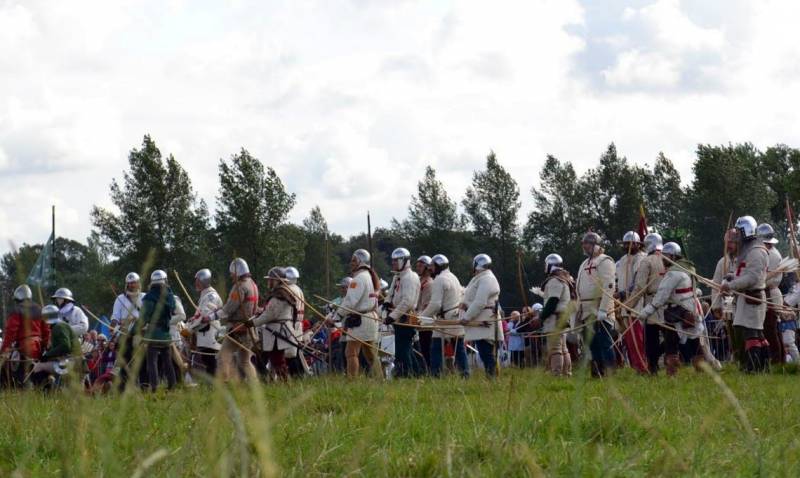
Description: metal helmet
xmin=380 ymin=279 xmax=389 ymax=291
xmin=473 ymin=253 xmax=492 ymax=272
xmin=352 ymin=249 xmax=371 ymax=268
xmin=13 ymin=284 xmax=32 ymax=302
xmin=643 ymin=233 xmax=663 ymax=254
xmin=42 ymin=304 xmax=60 ymax=322
xmin=285 ymin=266 xmax=300 ymax=284
xmin=544 ymin=253 xmax=563 ymax=274
xmin=581 ymin=232 xmax=602 ymax=245
xmin=265 ymin=266 xmax=286 ymax=280
xmin=125 ymin=272 xmax=140 ymax=284
xmin=229 ymin=258 xmax=250 ymax=277
xmin=432 ymin=254 xmax=449 ymax=268
xmin=150 ymin=270 xmax=168 ymax=286
xmin=195 ymin=268 xmax=212 ymax=287
xmin=756 ymin=223 xmax=779 ymax=244
xmin=391 ymin=248 xmax=411 ymax=269
xmin=338 ymin=277 xmax=353 ymax=288
xmin=416 ymin=255 xmax=432 ymax=266
xmin=735 ymin=216 xmax=758 ymax=240
xmin=532 ymin=303 xmax=543 ymax=312
xmin=622 ymin=231 xmax=641 ymax=244
xmin=662 ymin=242 xmax=682 ymax=258
xmin=51 ymin=288 xmax=74 ymax=302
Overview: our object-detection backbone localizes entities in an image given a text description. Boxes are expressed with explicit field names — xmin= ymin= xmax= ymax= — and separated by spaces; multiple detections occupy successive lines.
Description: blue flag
xmin=27 ymin=232 xmax=55 ymax=289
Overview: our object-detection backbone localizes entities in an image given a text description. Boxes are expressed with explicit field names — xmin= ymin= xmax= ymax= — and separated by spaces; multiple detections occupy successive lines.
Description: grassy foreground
xmin=1 ymin=366 xmax=799 ymax=477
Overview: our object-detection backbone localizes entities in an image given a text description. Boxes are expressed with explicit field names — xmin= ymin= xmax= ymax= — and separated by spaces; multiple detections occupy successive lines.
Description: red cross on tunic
xmin=584 ymin=261 xmax=597 ymax=275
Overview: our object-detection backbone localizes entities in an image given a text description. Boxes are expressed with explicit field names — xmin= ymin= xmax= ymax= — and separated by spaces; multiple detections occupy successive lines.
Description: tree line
xmin=3 ymin=135 xmax=800 ymax=323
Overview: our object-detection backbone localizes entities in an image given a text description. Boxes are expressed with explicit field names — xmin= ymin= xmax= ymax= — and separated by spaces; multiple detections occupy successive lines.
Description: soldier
xmin=757 ymin=223 xmax=785 ymax=364
xmin=710 ymin=229 xmax=738 ymax=362
xmin=140 ymin=270 xmax=178 ymax=391
xmin=420 ymin=254 xmax=467 ymax=377
xmin=415 ymin=255 xmax=434 ymax=374
xmin=720 ymin=216 xmax=770 ymax=372
xmin=615 ymin=231 xmax=648 ymax=374
xmin=781 ymin=283 xmax=800 ymax=363
xmin=575 ymin=232 xmax=617 ymax=377
xmin=252 ymin=267 xmax=298 ymax=381
xmin=638 ymin=243 xmax=703 ymax=376
xmin=633 ymin=232 xmax=666 ymax=374
xmin=205 ymin=258 xmax=259 ymax=382
xmin=460 ymin=254 xmax=502 ymax=378
xmin=51 ymin=288 xmax=89 ymax=337
xmin=283 ymin=266 xmax=307 ymax=377
xmin=334 ymin=249 xmax=382 ymax=378
xmin=112 ymin=272 xmax=144 ymax=333
xmin=537 ymin=254 xmax=574 ymax=376
xmin=385 ymin=248 xmax=421 ymax=378
xmin=0 ymin=285 xmax=49 ymax=386
xmin=186 ymin=269 xmax=223 ymax=377
xmin=31 ymin=304 xmax=80 ymax=388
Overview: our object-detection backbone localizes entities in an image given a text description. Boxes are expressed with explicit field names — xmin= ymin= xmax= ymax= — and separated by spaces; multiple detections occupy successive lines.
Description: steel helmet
xmin=352 ymin=249 xmax=371 ymax=268
xmin=544 ymin=253 xmax=563 ymax=274
xmin=285 ymin=266 xmax=300 ymax=284
xmin=735 ymin=216 xmax=758 ymax=240
xmin=416 ymin=255 xmax=432 ymax=266
xmin=622 ymin=231 xmax=641 ymax=244
xmin=643 ymin=233 xmax=663 ymax=254
xmin=125 ymin=272 xmax=140 ymax=284
xmin=195 ymin=268 xmax=212 ymax=286
xmin=51 ymin=288 xmax=74 ymax=302
xmin=581 ymin=231 xmax=602 ymax=245
xmin=380 ymin=279 xmax=389 ymax=291
xmin=391 ymin=248 xmax=411 ymax=270
xmin=756 ymin=223 xmax=779 ymax=244
xmin=42 ymin=304 xmax=60 ymax=323
xmin=13 ymin=284 xmax=32 ymax=302
xmin=432 ymin=254 xmax=449 ymax=268
xmin=229 ymin=258 xmax=250 ymax=277
xmin=265 ymin=267 xmax=286 ymax=281
xmin=532 ymin=303 xmax=543 ymax=312
xmin=662 ymin=242 xmax=682 ymax=258
xmin=473 ymin=253 xmax=492 ymax=272
xmin=150 ymin=270 xmax=168 ymax=286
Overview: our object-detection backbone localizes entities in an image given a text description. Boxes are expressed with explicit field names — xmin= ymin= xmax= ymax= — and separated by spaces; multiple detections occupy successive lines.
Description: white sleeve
xmin=170 ymin=298 xmax=187 ymax=325
xmin=71 ymin=308 xmax=89 ymax=336
xmin=421 ymin=278 xmax=444 ymax=318
xmin=337 ymin=280 xmax=365 ymax=318
xmin=111 ymin=297 xmax=125 ymax=322
xmin=463 ymin=279 xmax=490 ymax=322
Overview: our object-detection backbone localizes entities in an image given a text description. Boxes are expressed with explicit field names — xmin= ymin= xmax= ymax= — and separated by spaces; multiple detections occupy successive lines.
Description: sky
xmin=2 ymin=0 xmax=800 ymax=253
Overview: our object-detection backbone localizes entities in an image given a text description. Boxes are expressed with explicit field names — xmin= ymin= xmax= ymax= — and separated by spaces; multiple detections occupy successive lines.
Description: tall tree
xmin=215 ymin=148 xmax=299 ymax=277
xmin=640 ymin=153 xmax=686 ymax=236
xmin=91 ymin=135 xmax=211 ymax=278
xmin=300 ymin=207 xmax=345 ymax=301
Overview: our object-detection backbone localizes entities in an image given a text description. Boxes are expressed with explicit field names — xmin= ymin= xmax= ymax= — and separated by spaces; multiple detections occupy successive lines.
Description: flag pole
xmin=51 ymin=205 xmax=56 ymax=291
xmin=367 ymin=211 xmax=373 ymax=267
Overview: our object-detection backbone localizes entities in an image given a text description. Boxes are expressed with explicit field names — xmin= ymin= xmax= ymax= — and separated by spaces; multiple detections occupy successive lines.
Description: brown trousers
xmin=345 ymin=340 xmax=382 ymax=378
xmin=219 ymin=333 xmax=256 ymax=381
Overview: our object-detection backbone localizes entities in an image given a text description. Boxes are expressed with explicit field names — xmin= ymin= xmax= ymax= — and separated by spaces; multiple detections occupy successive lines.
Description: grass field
xmin=1 ymin=365 xmax=799 ymax=477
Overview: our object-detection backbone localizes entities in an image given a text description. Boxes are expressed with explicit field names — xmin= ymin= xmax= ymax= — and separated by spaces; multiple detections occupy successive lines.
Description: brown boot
xmin=665 ymin=354 xmax=680 ymax=377
xmin=691 ymin=355 xmax=705 ymax=372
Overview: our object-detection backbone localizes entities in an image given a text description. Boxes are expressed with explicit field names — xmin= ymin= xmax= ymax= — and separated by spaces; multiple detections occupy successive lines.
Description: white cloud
xmin=602 ymin=49 xmax=681 ymax=88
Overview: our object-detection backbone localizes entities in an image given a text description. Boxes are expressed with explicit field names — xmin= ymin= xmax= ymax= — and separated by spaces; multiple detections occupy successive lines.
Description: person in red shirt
xmin=0 ymin=285 xmax=50 ymax=386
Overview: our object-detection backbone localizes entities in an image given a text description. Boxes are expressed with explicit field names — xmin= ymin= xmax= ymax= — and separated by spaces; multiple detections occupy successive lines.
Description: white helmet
xmin=662 ymin=242 xmax=682 ymax=258
xmin=125 ymin=272 xmax=140 ymax=284
xmin=195 ymin=268 xmax=212 ymax=286
xmin=42 ymin=304 xmax=61 ymax=323
xmin=51 ymin=288 xmax=74 ymax=302
xmin=644 ymin=233 xmax=663 ymax=254
xmin=265 ymin=267 xmax=286 ymax=282
xmin=756 ymin=223 xmax=779 ymax=245
xmin=13 ymin=284 xmax=32 ymax=302
xmin=229 ymin=258 xmax=250 ymax=278
xmin=735 ymin=216 xmax=758 ymax=240
xmin=622 ymin=231 xmax=641 ymax=244
xmin=150 ymin=270 xmax=168 ymax=286
xmin=285 ymin=266 xmax=300 ymax=284
xmin=391 ymin=248 xmax=411 ymax=270
xmin=352 ymin=249 xmax=371 ymax=268
xmin=532 ymin=303 xmax=543 ymax=312
xmin=473 ymin=253 xmax=492 ymax=272
xmin=544 ymin=253 xmax=563 ymax=274
xmin=416 ymin=255 xmax=432 ymax=266
xmin=432 ymin=254 xmax=449 ymax=268
xmin=380 ymin=279 xmax=389 ymax=291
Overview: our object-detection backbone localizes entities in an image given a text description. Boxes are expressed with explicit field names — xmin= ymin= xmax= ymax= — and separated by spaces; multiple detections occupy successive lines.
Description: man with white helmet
xmin=283 ymin=266 xmax=307 ymax=377
xmin=420 ymin=254 xmax=467 ymax=377
xmin=112 ymin=272 xmax=144 ymax=334
xmin=205 ymin=258 xmax=259 ymax=381
xmin=415 ymin=255 xmax=434 ymax=373
xmin=187 ymin=268 xmax=223 ymax=377
xmin=575 ymin=232 xmax=617 ymax=377
xmin=385 ymin=247 xmax=421 ymax=378
xmin=615 ymin=231 xmax=648 ymax=374
xmin=757 ymin=223 xmax=785 ymax=364
xmin=334 ymin=249 xmax=382 ymax=377
xmin=460 ymin=253 xmax=502 ymax=377
xmin=139 ymin=270 xmax=179 ymax=391
xmin=633 ymin=232 xmax=666 ymax=374
xmin=31 ymin=304 xmax=81 ymax=387
xmin=637 ymin=243 xmax=704 ymax=376
xmin=536 ymin=253 xmax=574 ymax=376
xmin=0 ymin=285 xmax=49 ymax=385
xmin=51 ymin=288 xmax=89 ymax=337
xmin=252 ymin=267 xmax=299 ymax=381
xmin=720 ymin=216 xmax=770 ymax=372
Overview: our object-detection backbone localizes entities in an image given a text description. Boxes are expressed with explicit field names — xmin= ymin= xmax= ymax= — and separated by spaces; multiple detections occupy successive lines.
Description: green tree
xmin=300 ymin=207 xmax=345 ymax=301
xmin=641 ymin=153 xmax=686 ymax=236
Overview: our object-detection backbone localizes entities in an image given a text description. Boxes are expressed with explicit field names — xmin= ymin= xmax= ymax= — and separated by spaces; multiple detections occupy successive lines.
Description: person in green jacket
xmin=31 ymin=304 xmax=80 ymax=387
xmin=140 ymin=270 xmax=178 ymax=391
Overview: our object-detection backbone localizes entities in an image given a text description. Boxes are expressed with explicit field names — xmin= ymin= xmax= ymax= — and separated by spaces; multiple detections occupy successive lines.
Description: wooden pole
xmin=367 ymin=211 xmax=373 ymax=267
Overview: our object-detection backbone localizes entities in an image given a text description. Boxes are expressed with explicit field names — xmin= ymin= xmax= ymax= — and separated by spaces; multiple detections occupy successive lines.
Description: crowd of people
xmin=1 ymin=214 xmax=799 ymax=391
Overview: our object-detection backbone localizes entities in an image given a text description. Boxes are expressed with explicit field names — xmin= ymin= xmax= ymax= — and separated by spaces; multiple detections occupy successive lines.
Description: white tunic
xmin=60 ymin=302 xmax=89 ymax=337
xmin=462 ymin=269 xmax=502 ymax=342
xmin=336 ymin=268 xmax=380 ymax=342
xmin=420 ymin=269 xmax=464 ymax=338
xmin=187 ymin=287 xmax=223 ymax=350
xmin=253 ymin=290 xmax=296 ymax=352
xmin=387 ymin=265 xmax=421 ymax=321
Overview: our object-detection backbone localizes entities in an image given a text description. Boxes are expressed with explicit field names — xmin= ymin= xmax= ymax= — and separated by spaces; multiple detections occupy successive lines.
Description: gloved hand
xmin=639 ymin=304 xmax=655 ymax=320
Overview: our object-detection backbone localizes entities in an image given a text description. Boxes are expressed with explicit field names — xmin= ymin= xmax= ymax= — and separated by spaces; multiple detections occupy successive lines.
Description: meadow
xmin=1 ymin=366 xmax=799 ymax=477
